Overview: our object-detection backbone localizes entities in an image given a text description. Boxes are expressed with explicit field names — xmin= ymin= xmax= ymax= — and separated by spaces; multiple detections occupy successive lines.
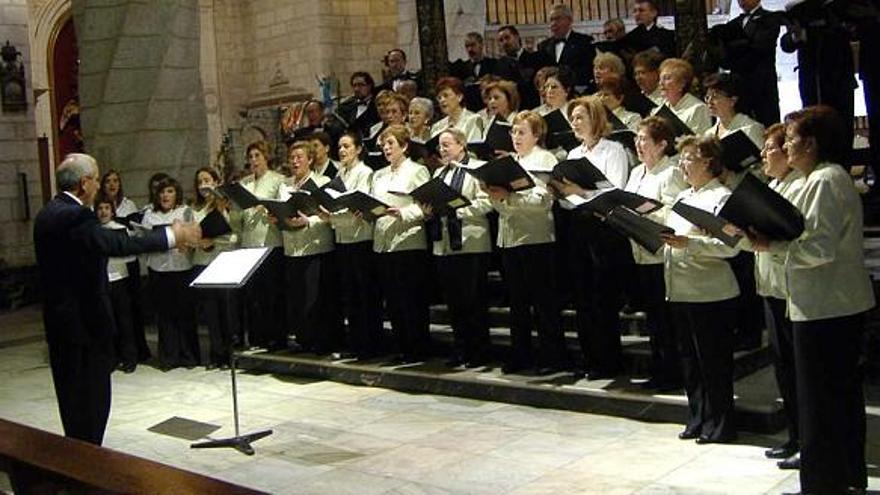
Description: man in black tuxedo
xmin=621 ymin=0 xmax=677 ymax=58
xmin=714 ymin=0 xmax=783 ymax=126
xmin=536 ymin=4 xmax=596 ymax=93
xmin=34 ymin=153 xmax=201 ymax=445
xmin=450 ymin=32 xmax=499 ymax=82
xmin=376 ymin=48 xmax=422 ymax=94
xmin=496 ymin=24 xmax=553 ymax=109
xmin=337 ymin=71 xmax=380 ymax=136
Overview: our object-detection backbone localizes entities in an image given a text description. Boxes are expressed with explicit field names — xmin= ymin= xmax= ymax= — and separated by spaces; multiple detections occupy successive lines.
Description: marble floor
xmin=1 ymin=305 xmax=879 ymax=494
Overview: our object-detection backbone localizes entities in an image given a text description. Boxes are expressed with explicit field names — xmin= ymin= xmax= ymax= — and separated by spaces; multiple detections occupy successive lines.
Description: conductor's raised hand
xmin=171 ymin=220 xmax=202 ymax=249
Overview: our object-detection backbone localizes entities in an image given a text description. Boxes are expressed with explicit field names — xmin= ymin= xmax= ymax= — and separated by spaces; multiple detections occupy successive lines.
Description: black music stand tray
xmin=189 ymin=248 xmax=274 ymax=456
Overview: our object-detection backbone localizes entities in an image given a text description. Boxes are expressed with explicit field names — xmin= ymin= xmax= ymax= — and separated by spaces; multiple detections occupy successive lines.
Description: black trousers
xmin=285 ymin=252 xmax=342 ymax=353
xmin=335 ymin=242 xmax=384 ymax=357
xmin=572 ymin=216 xmax=628 ymax=374
xmin=125 ymin=259 xmax=151 ymax=361
xmin=501 ymin=243 xmax=566 ymax=367
xmin=437 ymin=253 xmax=490 ymax=362
xmin=192 ymin=264 xmax=240 ymax=366
xmin=670 ymin=299 xmax=737 ymax=441
xmin=764 ymin=296 xmax=798 ymax=448
xmin=47 ymin=336 xmax=113 ymax=445
xmin=108 ymin=278 xmax=137 ymax=366
xmin=729 ymin=251 xmax=764 ymax=348
xmin=149 ymin=269 xmax=199 ymax=367
xmin=637 ymin=263 xmax=679 ymax=385
xmin=794 ymin=313 xmax=866 ymax=493
xmin=244 ymin=247 xmax=286 ymax=347
xmin=378 ymin=250 xmax=430 ymax=357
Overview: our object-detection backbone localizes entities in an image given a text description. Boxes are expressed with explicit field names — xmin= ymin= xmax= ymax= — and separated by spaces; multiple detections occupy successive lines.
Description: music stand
xmin=188 ymin=248 xmax=274 ymax=456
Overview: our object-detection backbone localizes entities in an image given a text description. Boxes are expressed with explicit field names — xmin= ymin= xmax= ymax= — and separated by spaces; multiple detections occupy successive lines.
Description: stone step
xmin=234 ymin=349 xmax=785 ymax=434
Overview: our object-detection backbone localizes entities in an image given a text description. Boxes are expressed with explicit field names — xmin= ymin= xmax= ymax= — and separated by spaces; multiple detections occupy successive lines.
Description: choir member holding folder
xmin=553 ymin=96 xmax=631 ymax=379
xmin=142 ymin=176 xmax=200 ymax=369
xmin=276 ymin=141 xmax=341 ymax=354
xmin=191 ymin=167 xmax=240 ymax=369
xmin=486 ymin=111 xmax=567 ymax=374
xmin=238 ymin=141 xmax=286 ymax=350
xmin=751 ymin=107 xmax=874 ymax=493
xmin=422 ymin=129 xmax=493 ymax=367
xmin=741 ymin=124 xmax=804 ymax=469
xmin=430 ymin=77 xmax=484 ymax=142
xmin=703 ymin=73 xmax=764 ymax=149
xmin=652 ymin=58 xmax=711 ymax=135
xmin=371 ymin=125 xmax=432 ymax=363
xmin=660 ymin=136 xmax=739 ymax=444
xmin=323 ymin=133 xmax=383 ymax=359
xmin=624 ymin=116 xmax=687 ymax=390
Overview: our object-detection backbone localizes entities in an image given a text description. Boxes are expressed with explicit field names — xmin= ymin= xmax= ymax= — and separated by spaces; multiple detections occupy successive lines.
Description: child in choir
xmin=371 ymin=124 xmax=431 ymax=363
xmin=486 ymin=111 xmax=566 ymax=374
xmin=142 ymin=176 xmax=200 ymax=369
xmin=275 ymin=141 xmax=340 ymax=354
xmin=191 ymin=167 xmax=240 ymax=369
xmin=95 ymin=195 xmax=139 ymax=373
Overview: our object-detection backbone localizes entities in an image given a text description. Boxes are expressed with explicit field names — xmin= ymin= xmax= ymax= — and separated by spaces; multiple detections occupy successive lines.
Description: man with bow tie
xmin=338 ymin=71 xmax=380 ymax=135
xmin=536 ymin=3 xmax=596 ymax=94
xmin=715 ymin=0 xmax=783 ymax=126
xmin=620 ymin=0 xmax=676 ymax=59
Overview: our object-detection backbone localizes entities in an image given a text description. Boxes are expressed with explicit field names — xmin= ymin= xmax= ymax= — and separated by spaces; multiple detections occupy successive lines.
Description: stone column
xmin=675 ymin=0 xmax=709 ymax=69
xmin=415 ymin=0 xmax=448 ymax=96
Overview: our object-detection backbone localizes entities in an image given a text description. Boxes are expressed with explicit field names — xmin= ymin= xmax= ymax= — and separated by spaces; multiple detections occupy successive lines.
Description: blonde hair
xmin=511 ymin=110 xmax=548 ymax=145
xmin=593 ymin=52 xmax=626 ymax=77
xmin=482 ymin=80 xmax=520 ymax=113
xmin=659 ymin=58 xmax=694 ymax=92
xmin=567 ymin=96 xmax=611 ymax=138
xmin=379 ymin=124 xmax=411 ymax=151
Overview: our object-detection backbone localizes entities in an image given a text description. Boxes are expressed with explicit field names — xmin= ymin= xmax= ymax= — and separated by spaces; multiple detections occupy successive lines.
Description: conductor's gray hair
xmin=56 ymin=153 xmax=98 ymax=192
xmin=409 ymin=97 xmax=435 ymax=122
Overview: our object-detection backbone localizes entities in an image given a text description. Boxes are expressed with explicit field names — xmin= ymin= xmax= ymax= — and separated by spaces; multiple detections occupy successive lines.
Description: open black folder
xmin=720 ymin=129 xmax=762 ymax=172
xmin=393 ymin=176 xmax=472 ymax=214
xmin=671 ymin=200 xmax=742 ymax=247
xmin=468 ymin=118 xmax=514 ymax=161
xmin=461 ymin=155 xmax=535 ymax=192
xmin=217 ymin=183 xmax=260 ymax=210
xmin=409 ymin=134 xmax=441 ymax=161
xmin=199 ymin=209 xmax=232 ymax=239
xmin=114 ymin=210 xmax=145 ymax=229
xmin=567 ymin=188 xmax=663 ymax=216
xmin=623 ymin=92 xmax=658 ymax=118
xmin=544 ymin=109 xmax=579 ymax=152
xmin=605 ymin=206 xmax=673 ymax=254
xmin=327 ymin=190 xmax=389 ymax=218
xmin=718 ymin=173 xmax=805 ymax=241
xmin=655 ymin=105 xmax=696 ymax=138
xmin=552 ymin=158 xmax=613 ymax=190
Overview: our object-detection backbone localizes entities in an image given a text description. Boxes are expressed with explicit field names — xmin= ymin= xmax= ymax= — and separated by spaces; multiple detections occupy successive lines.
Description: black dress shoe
xmin=501 ymin=361 xmax=531 ymax=374
xmin=695 ymin=433 xmax=738 ymax=445
xmin=585 ymin=370 xmax=616 ymax=381
xmin=119 ymin=363 xmax=137 ymax=374
xmin=765 ymin=443 xmax=798 ymax=459
xmin=777 ymin=454 xmax=800 ymax=470
xmin=445 ymin=355 xmax=466 ymax=368
xmin=678 ymin=428 xmax=701 ymax=440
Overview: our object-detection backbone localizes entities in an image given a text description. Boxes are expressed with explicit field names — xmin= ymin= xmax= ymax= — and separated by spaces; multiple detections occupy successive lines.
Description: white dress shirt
xmin=431 ymin=160 xmax=493 ymax=256
xmin=371 ymin=158 xmax=431 ymax=253
xmin=143 ymin=205 xmax=193 ymax=272
xmin=654 ymin=93 xmax=712 ymax=135
xmin=567 ymin=138 xmax=630 ymax=189
xmin=624 ymin=156 xmax=688 ymax=265
xmin=239 ymin=170 xmax=285 ymax=248
xmin=329 ymin=160 xmax=375 ymax=244
xmin=277 ymin=173 xmax=335 ymax=257
xmin=664 ymin=178 xmax=740 ymax=302
xmin=491 ymin=147 xmax=556 ymax=248
xmin=115 ymin=197 xmax=138 ymax=218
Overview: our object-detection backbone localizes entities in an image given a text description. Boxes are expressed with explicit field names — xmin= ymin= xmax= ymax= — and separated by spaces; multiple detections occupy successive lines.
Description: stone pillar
xmin=72 ymin=0 xmax=208 ymax=205
xmin=675 ymin=0 xmax=709 ymax=69
xmin=415 ymin=0 xmax=448 ymax=96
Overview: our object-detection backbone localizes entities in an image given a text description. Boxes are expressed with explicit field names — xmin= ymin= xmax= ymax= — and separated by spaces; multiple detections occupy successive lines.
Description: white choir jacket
xmin=653 ymin=93 xmax=712 ymax=135
xmin=278 ymin=173 xmax=335 ymax=257
xmin=664 ymin=178 xmax=740 ymax=302
xmin=772 ymin=162 xmax=875 ymax=321
xmin=142 ymin=205 xmax=193 ymax=273
xmin=491 ymin=147 xmax=556 ymax=248
xmin=430 ymin=160 xmax=493 ymax=256
xmin=328 ymin=160 xmax=374 ymax=244
xmin=191 ymin=204 xmax=240 ymax=266
xmin=624 ymin=156 xmax=688 ymax=265
xmin=612 ymin=106 xmax=642 ymax=132
xmin=750 ymin=170 xmax=804 ymax=300
xmin=430 ymin=108 xmax=484 ymax=142
xmin=567 ymin=138 xmax=630 ymax=189
xmin=371 ymin=158 xmax=431 ymax=253
xmin=239 ymin=170 xmax=285 ymax=248
xmin=705 ymin=112 xmax=765 ymax=149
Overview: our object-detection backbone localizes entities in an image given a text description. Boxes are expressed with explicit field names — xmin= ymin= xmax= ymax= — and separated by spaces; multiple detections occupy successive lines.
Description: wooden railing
xmin=485 ymin=0 xmax=719 ymax=25
xmin=0 ymin=418 xmax=265 ymax=495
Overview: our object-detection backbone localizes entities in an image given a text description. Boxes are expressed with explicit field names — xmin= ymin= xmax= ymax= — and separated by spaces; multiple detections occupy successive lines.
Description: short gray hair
xmin=550 ymin=3 xmax=573 ymax=18
xmin=56 ymin=153 xmax=98 ymax=192
xmin=409 ymin=97 xmax=435 ymax=121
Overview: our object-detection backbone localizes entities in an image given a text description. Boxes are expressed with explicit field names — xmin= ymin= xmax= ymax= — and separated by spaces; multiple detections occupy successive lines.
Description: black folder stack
xmin=544 ymin=109 xmax=580 ymax=152
xmin=199 ymin=209 xmax=232 ymax=238
xmin=551 ymin=158 xmax=613 ymax=190
xmin=671 ymin=200 xmax=742 ymax=247
xmin=605 ymin=206 xmax=673 ymax=254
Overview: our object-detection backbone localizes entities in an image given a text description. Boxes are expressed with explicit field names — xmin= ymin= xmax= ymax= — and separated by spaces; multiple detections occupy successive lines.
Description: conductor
xmin=33 ymin=153 xmax=202 ymax=445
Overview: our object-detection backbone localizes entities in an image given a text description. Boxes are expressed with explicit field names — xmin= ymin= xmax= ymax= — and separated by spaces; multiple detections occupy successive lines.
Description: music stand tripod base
xmin=191 ymin=429 xmax=273 ymax=456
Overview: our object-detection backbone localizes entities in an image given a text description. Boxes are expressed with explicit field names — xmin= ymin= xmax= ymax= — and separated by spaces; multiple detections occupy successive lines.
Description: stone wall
xmin=0 ymin=0 xmax=41 ymax=267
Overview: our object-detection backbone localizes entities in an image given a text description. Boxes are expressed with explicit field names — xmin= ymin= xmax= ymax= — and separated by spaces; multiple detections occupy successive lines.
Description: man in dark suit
xmin=450 ymin=32 xmax=500 ymax=83
xmin=536 ymin=3 xmax=596 ymax=93
xmin=714 ymin=0 xmax=783 ymax=126
xmin=376 ymin=48 xmax=422 ymax=94
xmin=621 ymin=0 xmax=677 ymax=59
xmin=34 ymin=153 xmax=201 ymax=445
xmin=496 ymin=24 xmax=553 ymax=109
xmin=337 ymin=71 xmax=380 ymax=136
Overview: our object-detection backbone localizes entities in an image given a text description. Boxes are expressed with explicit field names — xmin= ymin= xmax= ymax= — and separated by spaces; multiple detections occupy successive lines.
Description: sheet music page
xmin=191 ymin=247 xmax=269 ymax=286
